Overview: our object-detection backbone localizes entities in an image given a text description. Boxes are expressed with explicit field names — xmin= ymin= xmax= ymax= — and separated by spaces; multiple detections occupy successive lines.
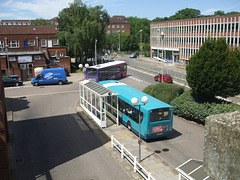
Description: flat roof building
xmin=150 ymin=14 xmax=240 ymax=64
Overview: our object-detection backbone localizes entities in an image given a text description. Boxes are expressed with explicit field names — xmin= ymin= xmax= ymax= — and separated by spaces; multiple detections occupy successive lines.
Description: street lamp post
xmin=5 ymin=37 xmax=10 ymax=75
xmin=5 ymin=45 xmax=10 ymax=75
xmin=95 ymin=39 xmax=97 ymax=65
xmin=131 ymin=96 xmax=149 ymax=162
xmin=79 ymin=63 xmax=89 ymax=78
xmin=161 ymin=31 xmax=165 ymax=82
xmin=140 ymin=29 xmax=142 ymax=57
xmin=157 ymin=29 xmax=160 ymax=58
xmin=118 ymin=31 xmax=121 ymax=53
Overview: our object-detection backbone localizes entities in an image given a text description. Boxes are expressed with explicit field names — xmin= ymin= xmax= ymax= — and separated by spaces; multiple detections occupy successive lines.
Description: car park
xmin=154 ymin=73 xmax=173 ymax=83
xmin=2 ymin=75 xmax=23 ymax=87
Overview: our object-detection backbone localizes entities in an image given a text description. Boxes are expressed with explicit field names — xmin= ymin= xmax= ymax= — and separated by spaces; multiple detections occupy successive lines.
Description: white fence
xmin=111 ymin=135 xmax=156 ymax=180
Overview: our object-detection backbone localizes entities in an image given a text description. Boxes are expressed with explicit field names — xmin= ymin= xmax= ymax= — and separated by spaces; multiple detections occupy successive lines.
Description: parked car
xmin=154 ymin=73 xmax=173 ymax=83
xmin=31 ymin=68 xmax=68 ymax=86
xmin=130 ymin=52 xmax=139 ymax=58
xmin=2 ymin=75 xmax=23 ymax=87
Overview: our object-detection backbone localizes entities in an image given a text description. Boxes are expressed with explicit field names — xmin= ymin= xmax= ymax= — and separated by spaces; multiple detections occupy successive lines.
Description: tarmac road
xmin=5 ymin=81 xmax=131 ymax=180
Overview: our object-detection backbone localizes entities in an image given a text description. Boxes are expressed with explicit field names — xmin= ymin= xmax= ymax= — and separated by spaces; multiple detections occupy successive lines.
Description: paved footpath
xmin=75 ymin=72 xmax=178 ymax=180
xmin=76 ymin=104 xmax=179 ymax=180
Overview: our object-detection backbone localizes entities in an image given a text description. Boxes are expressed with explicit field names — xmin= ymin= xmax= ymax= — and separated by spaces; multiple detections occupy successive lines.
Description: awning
xmin=80 ymin=80 xmax=118 ymax=97
xmin=176 ymin=159 xmax=214 ymax=180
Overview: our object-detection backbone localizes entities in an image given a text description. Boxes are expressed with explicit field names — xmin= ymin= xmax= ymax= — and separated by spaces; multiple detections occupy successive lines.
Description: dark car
xmin=154 ymin=73 xmax=173 ymax=83
xmin=130 ymin=53 xmax=139 ymax=58
xmin=2 ymin=75 xmax=23 ymax=87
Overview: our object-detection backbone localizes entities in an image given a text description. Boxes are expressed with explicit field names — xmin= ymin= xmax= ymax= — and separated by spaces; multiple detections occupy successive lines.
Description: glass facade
xmin=150 ymin=15 xmax=240 ymax=63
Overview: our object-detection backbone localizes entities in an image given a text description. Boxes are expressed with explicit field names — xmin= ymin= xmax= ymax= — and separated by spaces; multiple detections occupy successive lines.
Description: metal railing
xmin=111 ymin=135 xmax=156 ymax=180
xmin=126 ymin=59 xmax=187 ymax=81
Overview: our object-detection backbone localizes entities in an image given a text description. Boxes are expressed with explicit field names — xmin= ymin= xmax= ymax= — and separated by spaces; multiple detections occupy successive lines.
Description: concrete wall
xmin=204 ymin=111 xmax=240 ymax=180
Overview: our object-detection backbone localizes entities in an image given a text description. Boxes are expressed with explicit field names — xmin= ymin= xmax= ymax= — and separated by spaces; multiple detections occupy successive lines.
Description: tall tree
xmin=169 ymin=8 xmax=201 ymax=20
xmin=186 ymin=38 xmax=240 ymax=99
xmin=214 ymin=10 xmax=225 ymax=16
xmin=57 ymin=0 xmax=109 ymax=63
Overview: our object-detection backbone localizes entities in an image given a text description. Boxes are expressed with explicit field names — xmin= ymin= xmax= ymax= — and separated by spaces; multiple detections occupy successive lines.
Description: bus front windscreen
xmin=87 ymin=68 xmax=97 ymax=76
xmin=150 ymin=108 xmax=171 ymax=122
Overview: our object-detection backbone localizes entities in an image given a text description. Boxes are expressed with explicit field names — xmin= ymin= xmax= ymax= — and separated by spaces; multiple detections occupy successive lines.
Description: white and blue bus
xmin=99 ymin=80 xmax=173 ymax=140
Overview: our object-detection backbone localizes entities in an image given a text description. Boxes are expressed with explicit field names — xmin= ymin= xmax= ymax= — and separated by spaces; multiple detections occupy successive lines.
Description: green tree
xmin=214 ymin=10 xmax=225 ymax=16
xmin=128 ymin=17 xmax=150 ymax=44
xmin=31 ymin=18 xmax=53 ymax=25
xmin=226 ymin=11 xmax=240 ymax=15
xmin=123 ymin=35 xmax=139 ymax=52
xmin=57 ymin=0 xmax=109 ymax=64
xmin=169 ymin=8 xmax=201 ymax=20
xmin=105 ymin=31 xmax=129 ymax=51
xmin=186 ymin=38 xmax=240 ymax=99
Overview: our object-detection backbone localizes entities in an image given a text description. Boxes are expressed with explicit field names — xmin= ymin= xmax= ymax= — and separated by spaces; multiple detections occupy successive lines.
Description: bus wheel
xmin=127 ymin=121 xmax=132 ymax=131
xmin=58 ymin=81 xmax=63 ymax=85
xmin=34 ymin=82 xmax=39 ymax=86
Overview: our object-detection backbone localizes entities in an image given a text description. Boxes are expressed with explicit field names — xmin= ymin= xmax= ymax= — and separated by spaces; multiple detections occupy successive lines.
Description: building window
xmin=121 ymin=25 xmax=124 ymax=28
xmin=107 ymin=31 xmax=110 ymax=34
xmin=29 ymin=40 xmax=35 ymax=46
xmin=9 ymin=40 xmax=19 ymax=48
xmin=112 ymin=25 xmax=115 ymax=28
xmin=41 ymin=39 xmax=47 ymax=47
xmin=34 ymin=56 xmax=41 ymax=60
xmin=53 ymin=39 xmax=59 ymax=45
xmin=107 ymin=25 xmax=110 ymax=28
xmin=117 ymin=25 xmax=119 ymax=28
xmin=9 ymin=57 xmax=16 ymax=61
xmin=0 ymin=41 xmax=4 ymax=48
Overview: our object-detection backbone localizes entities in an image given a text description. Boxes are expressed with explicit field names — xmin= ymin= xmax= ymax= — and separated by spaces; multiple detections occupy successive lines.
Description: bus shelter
xmin=79 ymin=80 xmax=119 ymax=128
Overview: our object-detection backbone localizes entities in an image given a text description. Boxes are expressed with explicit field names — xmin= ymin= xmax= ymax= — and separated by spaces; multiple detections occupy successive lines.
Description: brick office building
xmin=150 ymin=14 xmax=240 ymax=64
xmin=0 ymin=24 xmax=70 ymax=80
xmin=106 ymin=15 xmax=130 ymax=34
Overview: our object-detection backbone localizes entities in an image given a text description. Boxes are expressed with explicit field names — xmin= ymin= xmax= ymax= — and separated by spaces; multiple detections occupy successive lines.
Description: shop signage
xmin=18 ymin=56 xmax=32 ymax=63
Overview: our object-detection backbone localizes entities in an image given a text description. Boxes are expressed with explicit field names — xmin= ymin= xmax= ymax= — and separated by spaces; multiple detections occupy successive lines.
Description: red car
xmin=154 ymin=73 xmax=173 ymax=83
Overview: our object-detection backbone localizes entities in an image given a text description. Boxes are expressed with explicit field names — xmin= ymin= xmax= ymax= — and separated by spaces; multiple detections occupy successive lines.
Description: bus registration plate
xmin=152 ymin=125 xmax=168 ymax=133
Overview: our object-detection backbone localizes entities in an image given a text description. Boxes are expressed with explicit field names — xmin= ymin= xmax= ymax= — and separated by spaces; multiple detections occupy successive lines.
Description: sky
xmin=0 ymin=0 xmax=240 ymax=20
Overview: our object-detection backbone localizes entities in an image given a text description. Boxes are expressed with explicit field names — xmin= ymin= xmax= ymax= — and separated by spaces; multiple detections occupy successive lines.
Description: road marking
xmin=128 ymin=66 xmax=156 ymax=76
xmin=6 ymin=89 xmax=79 ymax=98
xmin=128 ymin=76 xmax=151 ymax=85
xmin=4 ymin=85 xmax=33 ymax=90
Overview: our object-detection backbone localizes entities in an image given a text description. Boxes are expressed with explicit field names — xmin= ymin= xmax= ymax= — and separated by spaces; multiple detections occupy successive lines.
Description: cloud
xmin=202 ymin=8 xmax=219 ymax=15
xmin=0 ymin=13 xmax=14 ymax=18
xmin=1 ymin=0 xmax=73 ymax=19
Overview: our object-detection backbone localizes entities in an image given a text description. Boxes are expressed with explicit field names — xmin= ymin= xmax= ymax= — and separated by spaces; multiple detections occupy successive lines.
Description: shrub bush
xmin=170 ymin=90 xmax=240 ymax=123
xmin=143 ymin=83 xmax=184 ymax=104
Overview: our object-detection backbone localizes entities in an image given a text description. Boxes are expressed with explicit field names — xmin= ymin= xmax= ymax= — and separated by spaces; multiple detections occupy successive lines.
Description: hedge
xmin=170 ymin=90 xmax=240 ymax=123
xmin=143 ymin=83 xmax=184 ymax=104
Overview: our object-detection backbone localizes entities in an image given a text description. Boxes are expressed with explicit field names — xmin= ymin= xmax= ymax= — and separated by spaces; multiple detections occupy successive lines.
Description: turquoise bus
xmin=99 ymin=80 xmax=173 ymax=140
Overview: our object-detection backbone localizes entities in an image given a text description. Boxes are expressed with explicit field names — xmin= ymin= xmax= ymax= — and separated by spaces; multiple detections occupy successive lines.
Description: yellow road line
xmin=6 ymin=90 xmax=79 ymax=98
